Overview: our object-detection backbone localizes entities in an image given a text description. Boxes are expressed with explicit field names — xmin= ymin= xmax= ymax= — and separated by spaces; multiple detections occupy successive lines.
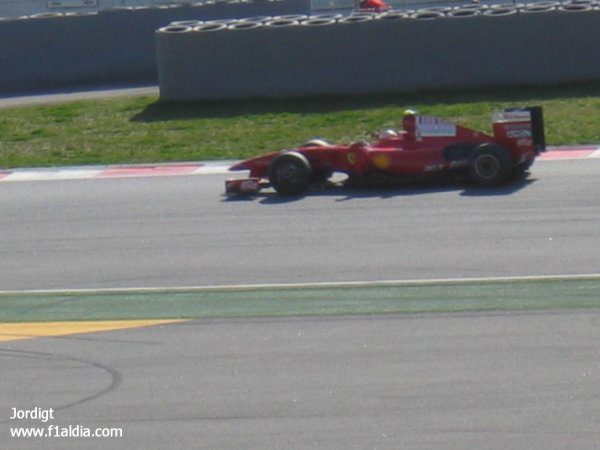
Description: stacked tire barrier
xmin=0 ymin=0 xmax=310 ymax=95
xmin=157 ymin=3 xmax=600 ymax=101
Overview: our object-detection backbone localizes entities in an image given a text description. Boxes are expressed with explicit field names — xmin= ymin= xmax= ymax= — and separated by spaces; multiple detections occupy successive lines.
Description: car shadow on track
xmin=223 ymin=177 xmax=536 ymax=204
xmin=461 ymin=178 xmax=536 ymax=197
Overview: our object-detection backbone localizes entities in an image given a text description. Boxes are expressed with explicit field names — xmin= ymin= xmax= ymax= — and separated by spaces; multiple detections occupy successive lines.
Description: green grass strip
xmin=1 ymin=278 xmax=599 ymax=323
xmin=1 ymin=83 xmax=600 ymax=169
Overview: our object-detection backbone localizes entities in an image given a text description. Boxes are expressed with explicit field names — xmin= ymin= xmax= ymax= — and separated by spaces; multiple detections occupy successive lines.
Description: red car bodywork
xmin=226 ymin=107 xmax=545 ymax=196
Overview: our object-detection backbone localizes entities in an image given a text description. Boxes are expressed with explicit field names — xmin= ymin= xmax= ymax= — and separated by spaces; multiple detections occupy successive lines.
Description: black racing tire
xmin=468 ymin=143 xmax=513 ymax=186
xmin=268 ymin=151 xmax=312 ymax=195
xmin=514 ymin=159 xmax=534 ymax=179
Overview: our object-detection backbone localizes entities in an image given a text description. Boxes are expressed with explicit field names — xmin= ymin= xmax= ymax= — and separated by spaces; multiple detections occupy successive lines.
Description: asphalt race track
xmin=2 ymin=157 xmax=600 ymax=449
xmin=0 ymin=158 xmax=599 ymax=291
xmin=2 ymin=311 xmax=600 ymax=449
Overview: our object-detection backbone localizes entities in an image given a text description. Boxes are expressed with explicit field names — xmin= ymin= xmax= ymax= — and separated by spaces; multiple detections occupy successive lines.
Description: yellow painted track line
xmin=0 ymin=319 xmax=186 ymax=343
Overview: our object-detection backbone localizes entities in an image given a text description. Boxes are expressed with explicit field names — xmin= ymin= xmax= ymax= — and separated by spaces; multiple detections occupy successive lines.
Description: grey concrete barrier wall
xmin=157 ymin=7 xmax=600 ymax=101
xmin=0 ymin=0 xmax=310 ymax=95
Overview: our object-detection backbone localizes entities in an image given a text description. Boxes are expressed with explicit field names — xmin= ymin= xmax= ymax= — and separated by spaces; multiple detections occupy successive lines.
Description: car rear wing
xmin=492 ymin=106 xmax=546 ymax=154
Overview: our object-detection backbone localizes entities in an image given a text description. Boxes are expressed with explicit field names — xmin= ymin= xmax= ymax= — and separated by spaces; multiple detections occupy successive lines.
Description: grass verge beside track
xmin=1 ymin=84 xmax=600 ymax=169
xmin=1 ymin=277 xmax=599 ymax=323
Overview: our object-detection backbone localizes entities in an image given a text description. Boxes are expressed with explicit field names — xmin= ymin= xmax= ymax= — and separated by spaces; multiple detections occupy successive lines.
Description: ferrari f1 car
xmin=225 ymin=107 xmax=545 ymax=196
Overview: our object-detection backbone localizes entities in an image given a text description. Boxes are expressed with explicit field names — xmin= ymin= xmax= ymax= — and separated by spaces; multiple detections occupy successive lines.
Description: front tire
xmin=300 ymin=139 xmax=332 ymax=148
xmin=469 ymin=143 xmax=512 ymax=186
xmin=268 ymin=152 xmax=312 ymax=195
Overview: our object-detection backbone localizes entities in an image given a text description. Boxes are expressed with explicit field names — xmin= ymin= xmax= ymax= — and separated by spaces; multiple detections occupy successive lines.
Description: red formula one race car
xmin=225 ymin=107 xmax=545 ymax=196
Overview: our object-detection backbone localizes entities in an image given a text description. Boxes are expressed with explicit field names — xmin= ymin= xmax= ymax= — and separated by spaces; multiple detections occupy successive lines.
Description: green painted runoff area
xmin=1 ymin=278 xmax=599 ymax=323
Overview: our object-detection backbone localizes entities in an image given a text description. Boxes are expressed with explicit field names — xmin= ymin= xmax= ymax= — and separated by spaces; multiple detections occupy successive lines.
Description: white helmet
xmin=378 ymin=129 xmax=398 ymax=140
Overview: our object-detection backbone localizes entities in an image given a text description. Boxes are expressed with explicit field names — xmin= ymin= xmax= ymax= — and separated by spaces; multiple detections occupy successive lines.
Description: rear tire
xmin=268 ymin=152 xmax=312 ymax=195
xmin=514 ymin=159 xmax=534 ymax=179
xmin=469 ymin=143 xmax=512 ymax=186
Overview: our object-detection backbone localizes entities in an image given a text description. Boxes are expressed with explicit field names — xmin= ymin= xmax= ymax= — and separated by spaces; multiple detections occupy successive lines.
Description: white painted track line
xmin=1 ymin=273 xmax=599 ymax=297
